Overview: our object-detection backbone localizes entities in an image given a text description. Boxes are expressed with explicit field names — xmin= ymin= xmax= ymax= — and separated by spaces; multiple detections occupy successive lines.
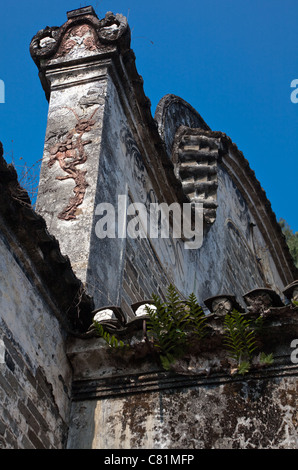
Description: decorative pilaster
xmin=30 ymin=8 xmax=132 ymax=306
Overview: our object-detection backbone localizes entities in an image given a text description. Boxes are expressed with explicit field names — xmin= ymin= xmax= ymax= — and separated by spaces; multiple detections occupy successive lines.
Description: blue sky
xmin=0 ymin=0 xmax=297 ymax=231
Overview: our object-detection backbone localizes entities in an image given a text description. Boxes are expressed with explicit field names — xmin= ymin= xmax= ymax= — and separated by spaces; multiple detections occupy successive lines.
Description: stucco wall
xmin=87 ymin=75 xmax=284 ymax=314
xmin=67 ymin=376 xmax=298 ymax=449
xmin=36 ymin=67 xmax=108 ymax=286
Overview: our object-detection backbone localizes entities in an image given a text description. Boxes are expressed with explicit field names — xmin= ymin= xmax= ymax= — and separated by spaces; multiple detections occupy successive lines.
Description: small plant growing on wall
xmin=223 ymin=309 xmax=257 ymax=375
xmin=223 ymin=309 xmax=273 ymax=375
xmin=145 ymin=284 xmax=207 ymax=370
xmin=92 ymin=321 xmax=126 ymax=349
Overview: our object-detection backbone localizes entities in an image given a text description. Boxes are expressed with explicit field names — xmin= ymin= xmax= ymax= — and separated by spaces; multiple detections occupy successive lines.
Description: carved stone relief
xmin=54 ymin=24 xmax=100 ymax=59
xmin=48 ymin=107 xmax=98 ymax=220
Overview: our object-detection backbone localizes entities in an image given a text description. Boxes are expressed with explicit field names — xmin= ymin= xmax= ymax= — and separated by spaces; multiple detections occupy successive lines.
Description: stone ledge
xmin=71 ymin=359 xmax=298 ymax=401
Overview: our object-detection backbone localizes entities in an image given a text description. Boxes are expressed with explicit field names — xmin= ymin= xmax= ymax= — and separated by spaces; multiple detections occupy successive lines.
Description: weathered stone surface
xmin=68 ymin=376 xmax=298 ymax=449
xmin=154 ymin=94 xmax=210 ymax=158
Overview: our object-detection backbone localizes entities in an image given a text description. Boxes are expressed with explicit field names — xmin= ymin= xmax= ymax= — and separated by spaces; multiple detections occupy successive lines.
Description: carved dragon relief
xmin=48 ymin=107 xmax=99 ymax=220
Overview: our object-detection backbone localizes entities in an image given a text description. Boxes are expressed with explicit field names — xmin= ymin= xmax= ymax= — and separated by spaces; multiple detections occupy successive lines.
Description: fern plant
xmin=237 ymin=361 xmax=251 ymax=375
xmin=92 ymin=321 xmax=126 ymax=349
xmin=145 ymin=285 xmax=207 ymax=369
xmin=145 ymin=286 xmax=188 ymax=368
xmin=186 ymin=292 xmax=207 ymax=340
xmin=259 ymin=352 xmax=274 ymax=365
xmin=223 ymin=310 xmax=275 ymax=375
xmin=223 ymin=309 xmax=257 ymax=374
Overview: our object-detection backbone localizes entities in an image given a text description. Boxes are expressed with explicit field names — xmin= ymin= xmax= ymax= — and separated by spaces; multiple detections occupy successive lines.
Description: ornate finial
xmin=30 ymin=9 xmax=130 ymax=69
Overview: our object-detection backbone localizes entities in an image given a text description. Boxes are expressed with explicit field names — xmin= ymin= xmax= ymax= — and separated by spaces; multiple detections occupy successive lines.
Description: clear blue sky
xmin=0 ymin=0 xmax=297 ymax=231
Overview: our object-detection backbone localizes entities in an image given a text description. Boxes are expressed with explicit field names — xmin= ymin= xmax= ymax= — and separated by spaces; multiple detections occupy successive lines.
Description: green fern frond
xmin=186 ymin=292 xmax=207 ymax=339
xmin=93 ymin=321 xmax=125 ymax=349
xmin=238 ymin=361 xmax=250 ymax=375
xmin=145 ymin=285 xmax=190 ymax=366
xmin=145 ymin=285 xmax=208 ymax=369
xmin=259 ymin=352 xmax=274 ymax=365
xmin=224 ymin=310 xmax=257 ymax=365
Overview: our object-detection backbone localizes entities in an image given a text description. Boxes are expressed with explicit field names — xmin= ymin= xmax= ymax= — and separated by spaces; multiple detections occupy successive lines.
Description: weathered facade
xmin=0 ymin=6 xmax=297 ymax=449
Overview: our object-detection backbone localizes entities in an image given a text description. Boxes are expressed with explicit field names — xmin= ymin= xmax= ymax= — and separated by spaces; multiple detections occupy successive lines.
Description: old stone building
xmin=0 ymin=6 xmax=297 ymax=449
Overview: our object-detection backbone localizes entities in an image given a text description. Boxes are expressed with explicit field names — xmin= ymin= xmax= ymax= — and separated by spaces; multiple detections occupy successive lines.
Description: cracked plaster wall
xmin=67 ymin=376 xmax=298 ymax=449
